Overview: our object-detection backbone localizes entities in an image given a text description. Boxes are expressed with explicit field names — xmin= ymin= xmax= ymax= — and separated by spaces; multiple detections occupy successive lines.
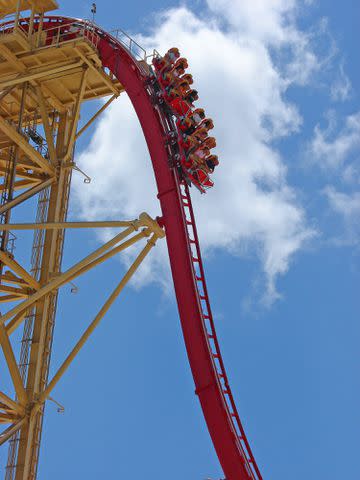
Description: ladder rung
xmin=192 ymin=257 xmax=199 ymax=262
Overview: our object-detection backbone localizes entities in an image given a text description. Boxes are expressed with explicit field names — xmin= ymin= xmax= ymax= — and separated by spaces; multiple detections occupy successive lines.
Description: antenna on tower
xmin=91 ymin=3 xmax=97 ymax=23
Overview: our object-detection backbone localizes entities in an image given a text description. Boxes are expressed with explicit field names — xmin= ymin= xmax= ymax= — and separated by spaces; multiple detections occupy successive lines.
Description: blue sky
xmin=1 ymin=1 xmax=360 ymax=479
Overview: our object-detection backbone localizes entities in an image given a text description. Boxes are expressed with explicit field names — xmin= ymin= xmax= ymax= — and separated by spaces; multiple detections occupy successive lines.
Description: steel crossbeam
xmin=0 ymin=214 xmax=164 ymax=477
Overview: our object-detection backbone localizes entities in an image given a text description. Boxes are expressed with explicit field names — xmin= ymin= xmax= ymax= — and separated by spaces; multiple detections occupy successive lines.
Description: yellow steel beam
xmin=0 ymin=391 xmax=24 ymax=414
xmin=38 ymin=82 xmax=65 ymax=113
xmin=0 ymin=294 xmax=27 ymax=303
xmin=0 ymin=44 xmax=26 ymax=73
xmin=76 ymin=94 xmax=118 ymax=140
xmin=75 ymin=48 xmax=119 ymax=96
xmin=35 ymin=86 xmax=57 ymax=165
xmin=0 ymin=86 xmax=17 ymax=102
xmin=0 ymin=177 xmax=55 ymax=216
xmin=38 ymin=233 xmax=159 ymax=405
xmin=0 ymin=224 xmax=140 ymax=325
xmin=66 ymin=230 xmax=150 ymax=285
xmin=0 ymin=417 xmax=27 ymax=447
xmin=6 ymin=309 xmax=28 ymax=336
xmin=64 ymin=67 xmax=88 ymax=161
xmin=0 ymin=59 xmax=84 ymax=90
xmin=0 ymin=250 xmax=40 ymax=290
xmin=5 ymin=229 xmax=151 ymax=335
xmin=0 ymin=413 xmax=20 ymax=424
xmin=0 ymin=325 xmax=27 ymax=405
xmin=0 ymin=284 xmax=32 ymax=296
xmin=1 ymin=30 xmax=30 ymax=52
xmin=0 ymin=178 xmax=41 ymax=193
xmin=0 ymin=117 xmax=54 ymax=175
xmin=28 ymin=7 xmax=35 ymax=40
xmin=139 ymin=212 xmax=166 ymax=238
xmin=0 ymin=155 xmax=45 ymax=171
xmin=0 ymin=220 xmax=136 ymax=231
xmin=0 ymin=272 xmax=28 ymax=286
xmin=0 ymin=166 xmax=47 ymax=182
xmin=0 ymin=215 xmax=164 ymax=327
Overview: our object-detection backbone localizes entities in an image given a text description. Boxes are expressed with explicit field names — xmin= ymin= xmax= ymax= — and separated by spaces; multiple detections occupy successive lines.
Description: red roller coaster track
xmin=7 ymin=16 xmax=263 ymax=480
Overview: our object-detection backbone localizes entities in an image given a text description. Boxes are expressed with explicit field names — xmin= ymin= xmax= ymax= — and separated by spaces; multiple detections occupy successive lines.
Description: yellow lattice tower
xmin=0 ymin=3 xmax=165 ymax=478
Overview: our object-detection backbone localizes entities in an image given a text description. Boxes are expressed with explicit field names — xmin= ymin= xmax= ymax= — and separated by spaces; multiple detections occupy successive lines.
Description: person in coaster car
xmin=198 ymin=118 xmax=214 ymax=132
xmin=167 ymin=72 xmax=193 ymax=93
xmin=191 ymin=118 xmax=214 ymax=141
xmin=192 ymin=125 xmax=210 ymax=141
xmin=170 ymin=90 xmax=198 ymax=117
xmin=195 ymin=168 xmax=214 ymax=188
xmin=160 ymin=60 xmax=187 ymax=91
xmin=170 ymin=96 xmax=192 ymax=117
xmin=202 ymin=136 xmax=217 ymax=150
xmin=181 ymin=132 xmax=202 ymax=152
xmin=164 ymin=47 xmax=180 ymax=64
xmin=188 ymin=146 xmax=211 ymax=169
xmin=176 ymin=79 xmax=192 ymax=97
xmin=167 ymin=79 xmax=191 ymax=100
xmin=187 ymin=135 xmax=216 ymax=157
xmin=204 ymin=154 xmax=219 ymax=173
xmin=178 ymin=108 xmax=206 ymax=134
xmin=184 ymin=89 xmax=198 ymax=105
xmin=162 ymin=57 xmax=188 ymax=82
xmin=162 ymin=62 xmax=186 ymax=86
xmin=153 ymin=47 xmax=180 ymax=73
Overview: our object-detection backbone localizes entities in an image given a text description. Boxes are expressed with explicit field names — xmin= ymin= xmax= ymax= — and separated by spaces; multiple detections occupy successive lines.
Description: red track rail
xmin=3 ymin=16 xmax=263 ymax=479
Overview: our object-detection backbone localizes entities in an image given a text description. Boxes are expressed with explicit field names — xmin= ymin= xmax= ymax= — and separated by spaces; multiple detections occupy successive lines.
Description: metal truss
xmin=0 ymin=212 xmax=164 ymax=457
xmin=0 ymin=4 xmax=146 ymax=478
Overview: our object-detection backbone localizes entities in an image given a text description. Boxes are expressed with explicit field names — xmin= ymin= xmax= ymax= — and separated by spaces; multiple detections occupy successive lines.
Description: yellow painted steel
xmin=0 ymin=3 xmax=163 ymax=479
xmin=0 ymin=1 xmax=58 ymax=18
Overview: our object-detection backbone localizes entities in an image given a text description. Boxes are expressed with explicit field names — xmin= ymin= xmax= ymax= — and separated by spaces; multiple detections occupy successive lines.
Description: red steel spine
xmin=97 ymin=37 xmax=261 ymax=480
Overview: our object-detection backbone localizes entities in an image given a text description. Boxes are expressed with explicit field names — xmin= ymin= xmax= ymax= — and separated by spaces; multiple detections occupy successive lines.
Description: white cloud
xmin=206 ymin=0 xmax=298 ymax=45
xmin=331 ymin=63 xmax=352 ymax=101
xmin=325 ymin=187 xmax=360 ymax=243
xmin=307 ymin=111 xmax=360 ymax=170
xmin=72 ymin=1 xmax=322 ymax=303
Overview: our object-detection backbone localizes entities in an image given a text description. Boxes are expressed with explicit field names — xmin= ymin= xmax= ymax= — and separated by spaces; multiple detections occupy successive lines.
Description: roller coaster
xmin=0 ymin=1 xmax=262 ymax=479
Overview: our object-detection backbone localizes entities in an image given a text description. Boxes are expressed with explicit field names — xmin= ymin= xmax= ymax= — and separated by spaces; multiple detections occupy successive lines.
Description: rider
xmin=170 ymin=96 xmax=192 ymax=117
xmin=170 ymin=90 xmax=198 ymax=117
xmin=153 ymin=47 xmax=180 ymax=73
xmin=167 ymin=72 xmax=193 ymax=92
xmin=184 ymin=88 xmax=198 ymax=105
xmin=192 ymin=125 xmax=210 ymax=141
xmin=178 ymin=108 xmax=206 ymax=134
xmin=188 ymin=146 xmax=211 ymax=169
xmin=160 ymin=58 xmax=188 ymax=92
xmin=167 ymin=79 xmax=191 ymax=100
xmin=204 ymin=154 xmax=219 ymax=172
